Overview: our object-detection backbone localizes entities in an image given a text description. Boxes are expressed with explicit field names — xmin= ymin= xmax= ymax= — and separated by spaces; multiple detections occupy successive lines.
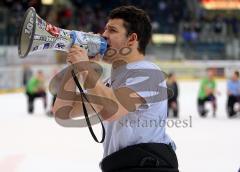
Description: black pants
xmin=47 ymin=94 xmax=57 ymax=116
xmin=197 ymin=95 xmax=216 ymax=117
xmin=227 ymin=95 xmax=240 ymax=117
xmin=52 ymin=94 xmax=57 ymax=107
xmin=168 ymin=99 xmax=178 ymax=118
xmin=26 ymin=91 xmax=47 ymax=113
xmin=100 ymin=143 xmax=179 ymax=172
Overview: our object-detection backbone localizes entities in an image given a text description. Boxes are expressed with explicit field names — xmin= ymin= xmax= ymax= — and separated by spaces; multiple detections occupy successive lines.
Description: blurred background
xmin=0 ymin=0 xmax=239 ymax=172
xmin=1 ymin=0 xmax=240 ymax=89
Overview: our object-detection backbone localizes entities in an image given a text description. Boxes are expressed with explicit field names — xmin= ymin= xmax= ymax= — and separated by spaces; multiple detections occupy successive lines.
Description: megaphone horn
xmin=18 ymin=7 xmax=73 ymax=58
xmin=18 ymin=7 xmax=107 ymax=58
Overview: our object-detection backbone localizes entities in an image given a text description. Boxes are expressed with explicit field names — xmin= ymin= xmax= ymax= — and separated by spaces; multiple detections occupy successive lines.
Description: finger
xmin=72 ymin=44 xmax=80 ymax=49
xmin=69 ymin=46 xmax=81 ymax=52
xmin=72 ymin=44 xmax=87 ymax=51
xmin=68 ymin=48 xmax=85 ymax=55
xmin=71 ymin=46 xmax=87 ymax=53
xmin=68 ymin=51 xmax=80 ymax=57
xmin=66 ymin=58 xmax=72 ymax=65
xmin=66 ymin=56 xmax=71 ymax=63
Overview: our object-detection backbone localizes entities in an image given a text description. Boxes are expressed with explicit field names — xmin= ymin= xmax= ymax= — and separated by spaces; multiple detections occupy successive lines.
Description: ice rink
xmin=0 ymin=80 xmax=239 ymax=172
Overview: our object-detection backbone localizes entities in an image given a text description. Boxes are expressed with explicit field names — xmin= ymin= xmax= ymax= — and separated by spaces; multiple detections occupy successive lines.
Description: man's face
xmin=37 ymin=72 xmax=44 ymax=81
xmin=232 ymin=73 xmax=238 ymax=81
xmin=207 ymin=69 xmax=214 ymax=79
xmin=102 ymin=19 xmax=130 ymax=63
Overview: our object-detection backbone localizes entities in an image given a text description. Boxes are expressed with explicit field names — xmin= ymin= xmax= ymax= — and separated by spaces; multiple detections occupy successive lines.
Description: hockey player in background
xmin=197 ymin=68 xmax=217 ymax=117
xmin=26 ymin=70 xmax=47 ymax=114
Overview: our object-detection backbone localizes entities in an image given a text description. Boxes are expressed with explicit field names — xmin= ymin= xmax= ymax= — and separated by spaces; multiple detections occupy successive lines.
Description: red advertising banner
xmin=201 ymin=0 xmax=240 ymax=10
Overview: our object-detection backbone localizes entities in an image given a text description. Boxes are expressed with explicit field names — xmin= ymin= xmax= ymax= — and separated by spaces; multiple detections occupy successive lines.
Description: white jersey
xmin=103 ymin=60 xmax=176 ymax=158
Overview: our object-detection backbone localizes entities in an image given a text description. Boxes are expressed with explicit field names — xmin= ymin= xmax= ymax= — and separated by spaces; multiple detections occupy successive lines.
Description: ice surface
xmin=0 ymin=81 xmax=239 ymax=172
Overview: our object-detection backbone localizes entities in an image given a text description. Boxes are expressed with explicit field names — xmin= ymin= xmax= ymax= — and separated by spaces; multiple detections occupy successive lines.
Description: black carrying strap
xmin=71 ymin=69 xmax=105 ymax=143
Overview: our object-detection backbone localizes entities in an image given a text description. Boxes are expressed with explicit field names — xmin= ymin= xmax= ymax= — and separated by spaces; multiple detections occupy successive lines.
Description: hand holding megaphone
xmin=66 ymin=45 xmax=89 ymax=64
xmin=18 ymin=7 xmax=107 ymax=59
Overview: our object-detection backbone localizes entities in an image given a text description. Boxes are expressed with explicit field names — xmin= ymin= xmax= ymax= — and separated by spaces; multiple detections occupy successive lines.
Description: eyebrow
xmin=105 ymin=25 xmax=118 ymax=30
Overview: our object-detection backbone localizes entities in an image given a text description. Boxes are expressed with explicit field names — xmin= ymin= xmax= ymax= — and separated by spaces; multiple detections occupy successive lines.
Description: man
xmin=167 ymin=73 xmax=179 ymax=118
xmin=227 ymin=71 xmax=240 ymax=118
xmin=22 ymin=64 xmax=33 ymax=87
xmin=26 ymin=70 xmax=47 ymax=114
xmin=53 ymin=6 xmax=178 ymax=172
xmin=197 ymin=68 xmax=217 ymax=117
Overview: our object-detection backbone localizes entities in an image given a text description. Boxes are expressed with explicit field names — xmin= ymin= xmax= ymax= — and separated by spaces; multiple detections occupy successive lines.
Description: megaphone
xmin=18 ymin=7 xmax=107 ymax=58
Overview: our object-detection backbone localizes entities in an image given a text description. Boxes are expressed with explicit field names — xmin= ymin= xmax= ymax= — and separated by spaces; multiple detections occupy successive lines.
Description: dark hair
xmin=37 ymin=70 xmax=43 ymax=74
xmin=168 ymin=72 xmax=175 ymax=78
xmin=109 ymin=6 xmax=152 ymax=55
xmin=207 ymin=68 xmax=214 ymax=71
xmin=234 ymin=71 xmax=239 ymax=78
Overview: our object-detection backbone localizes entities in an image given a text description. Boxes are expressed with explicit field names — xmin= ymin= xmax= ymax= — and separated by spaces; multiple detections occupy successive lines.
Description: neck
xmin=112 ymin=50 xmax=145 ymax=69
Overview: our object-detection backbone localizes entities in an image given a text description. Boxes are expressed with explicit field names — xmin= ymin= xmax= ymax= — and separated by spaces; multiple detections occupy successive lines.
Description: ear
xmin=127 ymin=33 xmax=138 ymax=46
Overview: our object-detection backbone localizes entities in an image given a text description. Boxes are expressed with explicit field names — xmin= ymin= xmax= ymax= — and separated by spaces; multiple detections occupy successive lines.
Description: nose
xmin=102 ymin=30 xmax=108 ymax=39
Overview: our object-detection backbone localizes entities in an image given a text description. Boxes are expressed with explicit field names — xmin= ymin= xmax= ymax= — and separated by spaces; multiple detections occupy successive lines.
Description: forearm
xmin=53 ymin=67 xmax=78 ymax=113
xmin=77 ymin=64 xmax=126 ymax=121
